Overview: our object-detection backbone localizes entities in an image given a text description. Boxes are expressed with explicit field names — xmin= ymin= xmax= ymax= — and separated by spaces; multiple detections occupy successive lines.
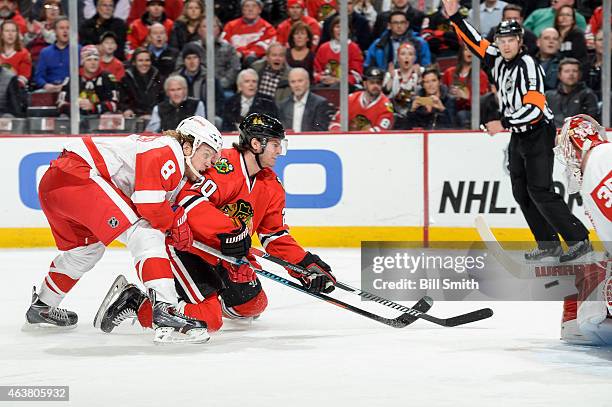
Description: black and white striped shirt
xmin=449 ymin=14 xmax=554 ymax=133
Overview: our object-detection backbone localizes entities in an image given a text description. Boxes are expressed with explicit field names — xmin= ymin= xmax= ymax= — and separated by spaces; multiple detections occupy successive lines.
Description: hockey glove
xmin=217 ymin=220 xmax=251 ymax=258
xmin=168 ymin=206 xmax=193 ymax=251
xmin=222 ymin=254 xmax=260 ymax=283
xmin=290 ymin=252 xmax=337 ymax=294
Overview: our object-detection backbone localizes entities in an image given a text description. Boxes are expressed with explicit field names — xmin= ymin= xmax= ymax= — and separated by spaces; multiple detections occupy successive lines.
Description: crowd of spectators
xmin=0 ymin=0 xmax=609 ymax=133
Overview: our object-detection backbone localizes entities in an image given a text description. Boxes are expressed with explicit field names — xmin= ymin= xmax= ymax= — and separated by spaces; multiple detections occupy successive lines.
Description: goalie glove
xmin=290 ymin=252 xmax=337 ymax=294
xmin=217 ymin=219 xmax=251 ymax=258
xmin=167 ymin=206 xmax=193 ymax=251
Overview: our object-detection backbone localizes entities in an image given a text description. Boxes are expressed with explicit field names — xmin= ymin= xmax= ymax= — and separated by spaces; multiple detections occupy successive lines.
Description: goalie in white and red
xmin=554 ymin=114 xmax=612 ymax=345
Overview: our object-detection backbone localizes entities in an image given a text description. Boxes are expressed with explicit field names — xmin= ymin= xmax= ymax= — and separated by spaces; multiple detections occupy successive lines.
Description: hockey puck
xmin=544 ymin=280 xmax=559 ymax=289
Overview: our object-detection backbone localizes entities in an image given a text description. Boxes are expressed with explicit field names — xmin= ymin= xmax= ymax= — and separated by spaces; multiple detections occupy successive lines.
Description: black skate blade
xmin=94 ymin=275 xmax=128 ymax=329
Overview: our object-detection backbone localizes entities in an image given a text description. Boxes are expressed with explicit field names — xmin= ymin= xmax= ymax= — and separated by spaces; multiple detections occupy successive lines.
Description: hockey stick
xmin=191 ymin=241 xmax=429 ymax=328
xmin=192 ymin=241 xmax=493 ymax=327
xmin=474 ymin=215 xmax=608 ymax=280
xmin=247 ymin=247 xmax=493 ymax=327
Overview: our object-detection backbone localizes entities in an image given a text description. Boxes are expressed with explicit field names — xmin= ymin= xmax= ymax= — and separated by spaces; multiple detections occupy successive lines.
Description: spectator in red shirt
xmin=0 ymin=20 xmax=31 ymax=86
xmin=276 ymin=0 xmax=320 ymax=49
xmin=24 ymin=0 xmax=61 ymax=63
xmin=99 ymin=31 xmax=126 ymax=81
xmin=0 ymin=0 xmax=26 ymax=35
xmin=441 ymin=43 xmax=489 ymax=128
xmin=222 ymin=0 xmax=276 ymax=67
xmin=127 ymin=0 xmax=174 ymax=52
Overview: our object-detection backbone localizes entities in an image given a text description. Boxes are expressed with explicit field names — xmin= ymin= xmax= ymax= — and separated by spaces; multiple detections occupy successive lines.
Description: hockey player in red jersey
xmin=329 ymin=66 xmax=394 ymax=132
xmin=25 ymin=116 xmax=224 ymax=344
xmin=98 ymin=113 xmax=337 ymax=335
xmin=554 ymin=114 xmax=612 ymax=345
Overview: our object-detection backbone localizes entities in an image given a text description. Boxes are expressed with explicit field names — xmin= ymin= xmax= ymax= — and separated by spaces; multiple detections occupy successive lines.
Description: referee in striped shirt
xmin=442 ymin=0 xmax=591 ymax=263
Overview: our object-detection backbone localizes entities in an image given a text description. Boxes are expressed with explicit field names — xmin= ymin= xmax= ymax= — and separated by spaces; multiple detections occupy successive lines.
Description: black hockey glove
xmin=291 ymin=252 xmax=337 ymax=294
xmin=217 ymin=220 xmax=251 ymax=258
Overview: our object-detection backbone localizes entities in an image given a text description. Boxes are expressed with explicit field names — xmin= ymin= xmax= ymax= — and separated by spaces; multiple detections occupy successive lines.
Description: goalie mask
xmin=176 ymin=116 xmax=224 ymax=177
xmin=554 ymin=114 xmax=608 ymax=194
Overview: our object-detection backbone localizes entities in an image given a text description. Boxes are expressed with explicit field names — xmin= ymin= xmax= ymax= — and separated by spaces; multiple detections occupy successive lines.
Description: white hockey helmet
xmin=176 ymin=116 xmax=223 ymax=154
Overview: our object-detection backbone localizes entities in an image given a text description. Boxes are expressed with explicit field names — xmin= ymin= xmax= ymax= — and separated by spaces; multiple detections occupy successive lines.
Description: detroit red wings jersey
xmin=64 ymin=135 xmax=185 ymax=231
xmin=177 ymin=148 xmax=307 ymax=265
xmin=221 ymin=17 xmax=277 ymax=58
xmin=330 ymin=91 xmax=394 ymax=132
xmin=582 ymin=142 xmax=612 ymax=254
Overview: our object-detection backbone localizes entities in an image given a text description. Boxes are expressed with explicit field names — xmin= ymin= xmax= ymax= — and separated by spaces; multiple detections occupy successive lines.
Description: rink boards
xmin=0 ymin=131 xmax=598 ymax=247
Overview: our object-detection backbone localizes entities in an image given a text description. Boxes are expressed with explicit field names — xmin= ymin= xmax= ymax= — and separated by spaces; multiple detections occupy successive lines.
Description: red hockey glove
xmin=222 ymin=255 xmax=261 ymax=283
xmin=217 ymin=219 xmax=251 ymax=258
xmin=289 ymin=252 xmax=336 ymax=294
xmin=167 ymin=206 xmax=193 ymax=251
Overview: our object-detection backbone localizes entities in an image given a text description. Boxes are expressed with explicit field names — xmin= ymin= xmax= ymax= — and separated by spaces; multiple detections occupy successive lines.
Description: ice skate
xmin=150 ymin=290 xmax=210 ymax=344
xmin=23 ymin=286 xmax=78 ymax=330
xmin=560 ymin=239 xmax=593 ymax=263
xmin=524 ymin=245 xmax=562 ymax=261
xmin=98 ymin=283 xmax=147 ymax=333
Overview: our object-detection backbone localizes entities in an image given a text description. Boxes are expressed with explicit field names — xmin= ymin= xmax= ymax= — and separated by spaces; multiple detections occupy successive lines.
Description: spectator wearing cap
xmin=99 ymin=32 xmax=125 ymax=81
xmin=79 ymin=0 xmax=127 ymax=60
xmin=146 ymin=74 xmax=205 ymax=132
xmin=278 ymin=67 xmax=335 ymax=132
xmin=0 ymin=0 xmax=27 ymax=34
xmin=57 ymin=44 xmax=120 ymax=116
xmin=252 ymin=42 xmax=291 ymax=103
xmin=329 ymin=66 xmax=394 ymax=132
xmin=24 ymin=0 xmax=61 ymax=63
xmin=275 ymin=0 xmax=320 ymax=49
xmin=221 ymin=0 xmax=276 ymax=67
xmin=147 ymin=22 xmax=179 ymax=80
xmin=173 ymin=43 xmax=225 ymax=120
xmin=319 ymin=0 xmax=372 ymax=52
xmin=0 ymin=20 xmax=32 ymax=87
xmin=120 ymin=48 xmax=164 ymax=119
xmin=365 ymin=10 xmax=431 ymax=71
xmin=185 ymin=16 xmax=241 ymax=97
xmin=127 ymin=0 xmax=183 ymax=25
xmin=221 ymin=68 xmax=278 ymax=131
xmin=127 ymin=0 xmax=174 ymax=51
xmin=314 ymin=15 xmax=364 ymax=87
xmin=33 ymin=16 xmax=72 ymax=91
xmin=169 ymin=0 xmax=203 ymax=51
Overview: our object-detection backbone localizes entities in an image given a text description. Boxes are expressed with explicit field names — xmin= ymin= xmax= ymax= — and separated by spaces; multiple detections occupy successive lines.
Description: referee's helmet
xmin=494 ymin=20 xmax=524 ymax=39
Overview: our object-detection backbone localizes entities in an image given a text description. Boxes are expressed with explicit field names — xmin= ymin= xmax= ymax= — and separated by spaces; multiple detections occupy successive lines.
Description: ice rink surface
xmin=2 ymin=248 xmax=611 ymax=407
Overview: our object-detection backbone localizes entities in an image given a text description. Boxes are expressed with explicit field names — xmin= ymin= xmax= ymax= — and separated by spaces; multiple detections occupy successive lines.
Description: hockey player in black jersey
xmin=442 ymin=0 xmax=592 ymax=263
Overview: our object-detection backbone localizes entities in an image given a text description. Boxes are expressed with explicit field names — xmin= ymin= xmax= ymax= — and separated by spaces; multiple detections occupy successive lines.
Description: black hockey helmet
xmin=364 ymin=66 xmax=385 ymax=82
xmin=238 ymin=113 xmax=287 ymax=163
xmin=494 ymin=19 xmax=524 ymax=39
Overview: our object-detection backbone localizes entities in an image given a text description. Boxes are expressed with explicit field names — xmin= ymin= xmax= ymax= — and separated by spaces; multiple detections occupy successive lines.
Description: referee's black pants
xmin=508 ymin=121 xmax=589 ymax=248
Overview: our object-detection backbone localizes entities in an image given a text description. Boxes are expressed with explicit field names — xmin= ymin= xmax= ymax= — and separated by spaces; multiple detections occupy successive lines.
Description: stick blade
xmin=443 ymin=307 xmax=494 ymax=327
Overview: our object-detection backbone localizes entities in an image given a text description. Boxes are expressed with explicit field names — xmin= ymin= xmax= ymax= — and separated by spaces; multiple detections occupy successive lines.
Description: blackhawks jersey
xmin=177 ymin=147 xmax=307 ymax=265
xmin=330 ymin=91 xmax=394 ymax=132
